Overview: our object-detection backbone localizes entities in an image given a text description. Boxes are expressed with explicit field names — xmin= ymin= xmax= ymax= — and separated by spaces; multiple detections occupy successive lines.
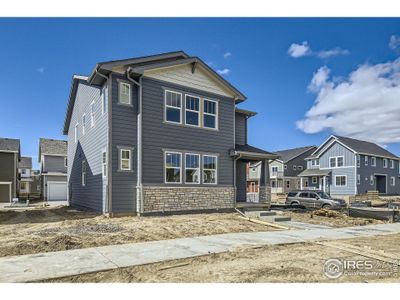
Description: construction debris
xmin=311 ymin=209 xmax=343 ymax=218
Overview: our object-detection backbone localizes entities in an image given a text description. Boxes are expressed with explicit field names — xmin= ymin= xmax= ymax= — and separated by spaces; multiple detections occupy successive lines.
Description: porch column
xmin=300 ymin=177 xmax=303 ymax=190
xmin=323 ymin=176 xmax=326 ymax=192
xmin=259 ymin=160 xmax=271 ymax=207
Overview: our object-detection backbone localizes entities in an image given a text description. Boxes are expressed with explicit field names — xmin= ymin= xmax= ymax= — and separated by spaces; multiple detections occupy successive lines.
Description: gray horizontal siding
xmin=0 ymin=152 xmax=17 ymax=198
xmin=235 ymin=113 xmax=246 ymax=145
xmin=329 ymin=167 xmax=356 ymax=195
xmin=43 ymin=155 xmax=67 ymax=173
xmin=111 ymin=74 xmax=137 ymax=213
xmin=67 ymin=81 xmax=108 ymax=212
xmin=141 ymin=77 xmax=235 ymax=186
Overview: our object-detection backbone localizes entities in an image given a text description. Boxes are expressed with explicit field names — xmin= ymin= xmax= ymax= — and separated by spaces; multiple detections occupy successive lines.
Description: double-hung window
xmin=119 ymin=82 xmax=131 ymax=105
xmin=312 ymin=177 xmax=317 ymax=184
xmin=165 ymin=90 xmax=182 ymax=123
xmin=120 ymin=149 xmax=131 ymax=171
xmin=203 ymin=155 xmax=217 ymax=184
xmin=371 ymin=157 xmax=376 ymax=167
xmin=337 ymin=156 xmax=344 ymax=167
xmin=82 ymin=114 xmax=86 ymax=136
xmin=383 ymin=159 xmax=388 ymax=168
xmin=391 ymin=176 xmax=395 ymax=186
xmin=390 ymin=160 xmax=394 ymax=169
xmin=102 ymin=150 xmax=107 ymax=178
xmin=82 ymin=160 xmax=87 ymax=186
xmin=165 ymin=152 xmax=182 ymax=183
xmin=90 ymin=101 xmax=95 ymax=127
xmin=185 ymin=95 xmax=200 ymax=126
xmin=335 ymin=175 xmax=346 ymax=187
xmin=203 ymin=99 xmax=218 ymax=129
xmin=185 ymin=153 xmax=200 ymax=184
xmin=329 ymin=157 xmax=336 ymax=168
xmin=365 ymin=156 xmax=369 ymax=166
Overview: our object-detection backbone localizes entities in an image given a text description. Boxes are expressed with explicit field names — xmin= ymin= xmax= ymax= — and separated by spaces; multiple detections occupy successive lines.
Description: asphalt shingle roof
xmin=19 ymin=157 xmax=32 ymax=168
xmin=334 ymin=135 xmax=398 ymax=159
xmin=39 ymin=138 xmax=67 ymax=156
xmin=0 ymin=138 xmax=20 ymax=152
xmin=235 ymin=144 xmax=277 ymax=156
xmin=274 ymin=146 xmax=316 ymax=163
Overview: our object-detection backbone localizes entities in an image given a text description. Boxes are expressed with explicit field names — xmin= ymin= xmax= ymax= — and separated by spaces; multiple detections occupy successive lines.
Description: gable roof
xmin=39 ymin=138 xmax=67 ymax=161
xmin=64 ymin=51 xmax=247 ymax=135
xmin=274 ymin=146 xmax=316 ymax=163
xmin=0 ymin=138 xmax=20 ymax=152
xmin=309 ymin=135 xmax=398 ymax=160
xmin=19 ymin=157 xmax=32 ymax=168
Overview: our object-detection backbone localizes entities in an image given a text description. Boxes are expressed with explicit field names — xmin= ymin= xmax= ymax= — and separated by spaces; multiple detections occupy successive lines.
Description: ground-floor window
xmin=391 ymin=176 xmax=395 ymax=186
xmin=165 ymin=152 xmax=182 ymax=183
xmin=203 ymin=155 xmax=217 ymax=184
xmin=370 ymin=175 xmax=374 ymax=185
xmin=335 ymin=175 xmax=346 ymax=187
xmin=185 ymin=153 xmax=200 ymax=184
xmin=312 ymin=176 xmax=317 ymax=184
xmin=285 ymin=180 xmax=290 ymax=189
xmin=20 ymin=182 xmax=27 ymax=190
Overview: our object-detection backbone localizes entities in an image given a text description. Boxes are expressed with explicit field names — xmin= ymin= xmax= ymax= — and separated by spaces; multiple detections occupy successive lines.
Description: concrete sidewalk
xmin=1 ymin=223 xmax=400 ymax=282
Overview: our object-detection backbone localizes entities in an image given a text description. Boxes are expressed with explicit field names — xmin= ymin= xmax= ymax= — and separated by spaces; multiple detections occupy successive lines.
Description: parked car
xmin=285 ymin=190 xmax=347 ymax=209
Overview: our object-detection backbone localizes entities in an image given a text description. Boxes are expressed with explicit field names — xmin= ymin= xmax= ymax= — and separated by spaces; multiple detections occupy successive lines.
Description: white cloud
xmin=287 ymin=41 xmax=311 ymax=58
xmin=317 ymin=47 xmax=350 ymax=59
xmin=288 ymin=41 xmax=350 ymax=59
xmin=36 ymin=67 xmax=45 ymax=73
xmin=217 ymin=68 xmax=230 ymax=75
xmin=297 ymin=58 xmax=400 ymax=145
xmin=223 ymin=52 xmax=232 ymax=58
xmin=389 ymin=35 xmax=400 ymax=52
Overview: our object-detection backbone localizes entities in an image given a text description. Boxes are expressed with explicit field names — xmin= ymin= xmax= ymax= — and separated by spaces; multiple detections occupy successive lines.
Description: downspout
xmin=233 ymin=153 xmax=242 ymax=204
xmin=126 ymin=68 xmax=143 ymax=215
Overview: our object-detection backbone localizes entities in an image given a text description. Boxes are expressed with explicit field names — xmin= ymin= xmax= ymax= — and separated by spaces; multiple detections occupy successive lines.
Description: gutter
xmin=126 ymin=68 xmax=143 ymax=215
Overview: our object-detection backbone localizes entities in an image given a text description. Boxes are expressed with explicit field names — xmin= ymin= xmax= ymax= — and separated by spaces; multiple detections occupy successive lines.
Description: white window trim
xmin=90 ymin=101 xmax=95 ymax=128
xmin=370 ymin=175 xmax=374 ymax=186
xmin=102 ymin=149 xmax=107 ymax=178
xmin=334 ymin=175 xmax=347 ymax=187
xmin=74 ymin=123 xmax=79 ymax=143
xmin=329 ymin=157 xmax=337 ymax=168
xmin=164 ymin=90 xmax=182 ymax=125
xmin=390 ymin=159 xmax=394 ymax=169
xmin=383 ymin=158 xmax=388 ymax=168
xmin=329 ymin=156 xmax=345 ymax=168
xmin=184 ymin=94 xmax=200 ymax=127
xmin=293 ymin=165 xmax=297 ymax=170
xmin=390 ymin=176 xmax=395 ymax=186
xmin=203 ymin=98 xmax=218 ymax=130
xmin=82 ymin=114 xmax=86 ymax=136
xmin=119 ymin=82 xmax=132 ymax=105
xmin=371 ymin=156 xmax=376 ymax=167
xmin=82 ymin=160 xmax=86 ymax=187
xmin=120 ymin=149 xmax=132 ymax=171
xmin=202 ymin=155 xmax=218 ymax=185
xmin=185 ymin=153 xmax=200 ymax=184
xmin=164 ymin=151 xmax=182 ymax=184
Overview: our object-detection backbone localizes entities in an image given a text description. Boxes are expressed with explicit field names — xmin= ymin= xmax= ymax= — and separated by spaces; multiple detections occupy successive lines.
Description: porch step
xmin=261 ymin=216 xmax=292 ymax=222
xmin=244 ymin=210 xmax=277 ymax=218
xmin=259 ymin=211 xmax=278 ymax=217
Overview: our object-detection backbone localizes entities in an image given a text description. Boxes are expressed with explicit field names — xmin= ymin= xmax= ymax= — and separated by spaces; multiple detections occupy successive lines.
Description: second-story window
xmin=120 ymin=149 xmax=132 ymax=171
xmin=119 ymin=82 xmax=131 ymax=105
xmin=271 ymin=166 xmax=278 ymax=173
xmin=185 ymin=95 xmax=200 ymax=126
xmin=356 ymin=154 xmax=360 ymax=167
xmin=390 ymin=159 xmax=394 ymax=169
xmin=165 ymin=90 xmax=182 ymax=124
xmin=330 ymin=157 xmax=336 ymax=168
xmin=365 ymin=155 xmax=369 ymax=166
xmin=203 ymin=99 xmax=218 ymax=129
xmin=90 ymin=101 xmax=95 ymax=128
xmin=371 ymin=157 xmax=376 ymax=167
xmin=82 ymin=114 xmax=86 ymax=136
xmin=383 ymin=158 xmax=388 ymax=168
xmin=337 ymin=156 xmax=344 ymax=167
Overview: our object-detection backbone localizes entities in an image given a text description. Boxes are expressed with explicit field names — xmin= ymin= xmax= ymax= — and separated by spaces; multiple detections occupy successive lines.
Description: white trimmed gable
xmin=143 ymin=64 xmax=235 ymax=98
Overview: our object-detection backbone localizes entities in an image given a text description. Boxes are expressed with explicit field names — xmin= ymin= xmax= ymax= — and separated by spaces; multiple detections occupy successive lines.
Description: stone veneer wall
xmin=142 ymin=186 xmax=235 ymax=213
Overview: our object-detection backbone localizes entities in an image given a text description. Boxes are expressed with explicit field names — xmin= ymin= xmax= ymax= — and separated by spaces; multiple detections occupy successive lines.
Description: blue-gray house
xmin=298 ymin=135 xmax=400 ymax=198
xmin=63 ymin=51 xmax=278 ymax=215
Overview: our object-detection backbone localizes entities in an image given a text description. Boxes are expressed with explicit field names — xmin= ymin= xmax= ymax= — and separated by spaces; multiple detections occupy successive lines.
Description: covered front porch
xmin=298 ymin=169 xmax=331 ymax=193
xmin=231 ymin=144 xmax=279 ymax=208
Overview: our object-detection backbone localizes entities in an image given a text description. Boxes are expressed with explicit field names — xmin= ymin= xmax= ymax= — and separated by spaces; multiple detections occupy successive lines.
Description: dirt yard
xmin=0 ymin=206 xmax=276 ymax=257
xmin=47 ymin=233 xmax=400 ymax=283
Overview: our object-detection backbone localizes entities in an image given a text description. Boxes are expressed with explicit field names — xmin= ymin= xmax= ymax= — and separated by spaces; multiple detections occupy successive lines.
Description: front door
xmin=376 ymin=175 xmax=387 ymax=194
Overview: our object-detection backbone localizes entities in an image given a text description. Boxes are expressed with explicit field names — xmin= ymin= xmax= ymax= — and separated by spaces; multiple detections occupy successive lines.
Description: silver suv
xmin=285 ymin=190 xmax=347 ymax=209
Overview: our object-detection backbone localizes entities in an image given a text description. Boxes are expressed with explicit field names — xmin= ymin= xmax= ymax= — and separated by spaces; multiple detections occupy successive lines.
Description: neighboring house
xmin=269 ymin=146 xmax=316 ymax=194
xmin=18 ymin=156 xmax=32 ymax=196
xmin=63 ymin=51 xmax=278 ymax=214
xmin=0 ymin=138 xmax=20 ymax=203
xmin=39 ymin=138 xmax=68 ymax=201
xmin=298 ymin=135 xmax=400 ymax=198
xmin=30 ymin=170 xmax=41 ymax=197
xmin=246 ymin=161 xmax=261 ymax=202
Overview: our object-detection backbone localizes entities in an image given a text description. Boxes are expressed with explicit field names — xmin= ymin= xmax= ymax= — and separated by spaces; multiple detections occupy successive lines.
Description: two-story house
xmin=298 ymin=135 xmax=400 ymax=198
xmin=39 ymin=138 xmax=68 ymax=201
xmin=0 ymin=138 xmax=20 ymax=203
xmin=63 ymin=51 xmax=278 ymax=215
xmin=18 ymin=157 xmax=33 ymax=196
xmin=269 ymin=146 xmax=316 ymax=195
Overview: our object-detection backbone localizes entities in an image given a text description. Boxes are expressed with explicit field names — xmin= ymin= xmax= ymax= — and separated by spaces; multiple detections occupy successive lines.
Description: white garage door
xmin=48 ymin=182 xmax=67 ymax=201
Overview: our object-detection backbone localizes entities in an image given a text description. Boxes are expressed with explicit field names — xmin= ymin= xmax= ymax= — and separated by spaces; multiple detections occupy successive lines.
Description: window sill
xmin=117 ymin=102 xmax=134 ymax=107
xmin=162 ymin=121 xmax=219 ymax=132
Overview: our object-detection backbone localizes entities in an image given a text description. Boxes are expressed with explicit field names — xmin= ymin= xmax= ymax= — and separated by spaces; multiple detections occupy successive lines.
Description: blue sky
xmin=0 ymin=18 xmax=399 ymax=169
